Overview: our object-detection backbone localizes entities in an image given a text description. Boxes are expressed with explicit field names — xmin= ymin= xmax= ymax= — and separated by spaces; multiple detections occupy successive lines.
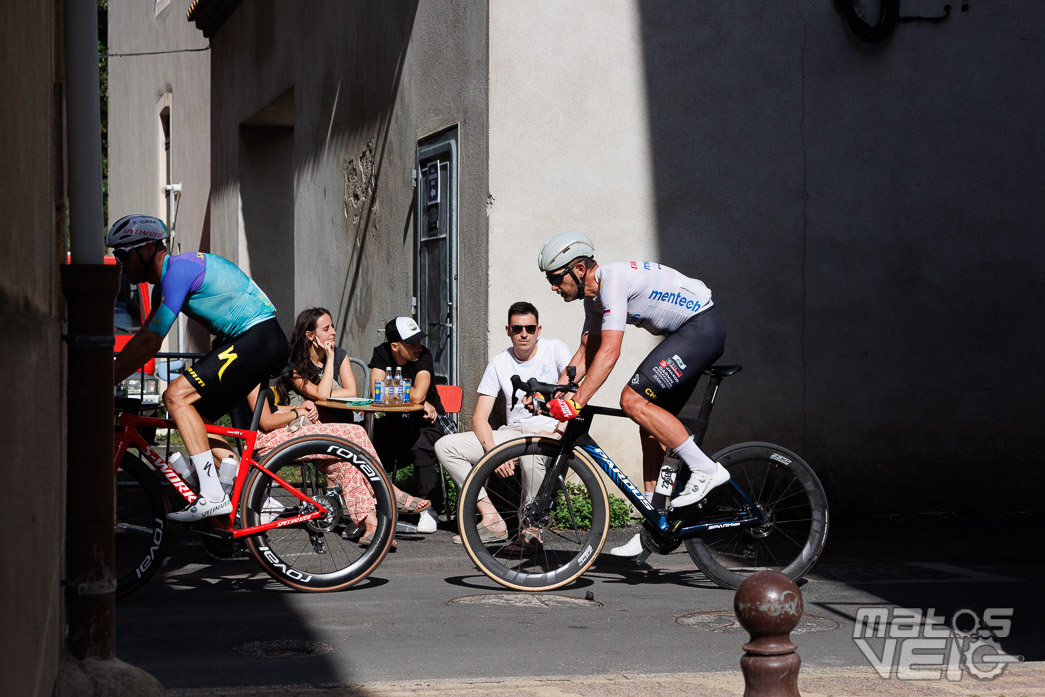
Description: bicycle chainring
xmin=201 ymin=534 xmax=248 ymax=560
xmin=641 ymin=527 xmax=681 ymax=555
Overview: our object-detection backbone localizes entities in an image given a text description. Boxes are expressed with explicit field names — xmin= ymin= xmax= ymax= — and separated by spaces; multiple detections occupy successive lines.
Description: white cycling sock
xmin=190 ymin=452 xmax=225 ymax=501
xmin=672 ymin=436 xmax=717 ymax=476
xmin=644 ymin=491 xmax=654 ymax=503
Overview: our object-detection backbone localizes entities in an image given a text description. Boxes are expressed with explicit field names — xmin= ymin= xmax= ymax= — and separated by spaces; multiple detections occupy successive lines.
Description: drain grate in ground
xmin=447 ymin=593 xmax=603 ymax=608
xmin=232 ymin=639 xmax=333 ymax=658
xmin=676 ymin=610 xmax=839 ymax=633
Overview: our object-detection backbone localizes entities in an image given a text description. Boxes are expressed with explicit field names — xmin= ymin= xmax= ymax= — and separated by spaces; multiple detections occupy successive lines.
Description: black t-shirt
xmin=368 ymin=343 xmax=444 ymax=414
xmin=314 ymin=347 xmax=348 ymax=386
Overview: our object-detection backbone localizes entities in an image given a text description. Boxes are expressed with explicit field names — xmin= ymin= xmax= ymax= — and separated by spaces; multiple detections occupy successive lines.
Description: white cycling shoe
xmin=167 ymin=495 xmax=233 ymax=522
xmin=609 ymin=532 xmax=644 ymax=557
xmin=671 ymin=463 xmax=731 ymax=508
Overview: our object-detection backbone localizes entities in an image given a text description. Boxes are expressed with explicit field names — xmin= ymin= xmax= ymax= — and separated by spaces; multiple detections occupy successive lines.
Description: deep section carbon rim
xmin=242 ymin=436 xmax=395 ymax=591
xmin=115 ymin=452 xmax=170 ymax=597
xmin=684 ymin=442 xmax=828 ymax=590
xmin=459 ymin=437 xmax=609 ymax=591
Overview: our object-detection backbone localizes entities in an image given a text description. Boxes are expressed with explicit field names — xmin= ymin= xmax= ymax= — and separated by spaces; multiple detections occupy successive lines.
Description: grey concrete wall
xmin=638 ymin=1 xmax=1045 ymax=513
xmin=0 ymin=4 xmax=65 ymax=696
xmin=491 ymin=0 xmax=1045 ymax=514
xmin=206 ymin=1 xmax=490 ymax=405
xmin=108 ymin=0 xmax=211 ymax=350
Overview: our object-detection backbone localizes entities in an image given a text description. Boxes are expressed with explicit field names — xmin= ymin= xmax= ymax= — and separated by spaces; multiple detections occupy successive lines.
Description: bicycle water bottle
xmin=168 ymin=451 xmax=197 ymax=490
xmin=652 ymin=451 xmax=682 ymax=511
xmin=218 ymin=456 xmax=239 ymax=496
xmin=394 ymin=367 xmax=404 ymax=404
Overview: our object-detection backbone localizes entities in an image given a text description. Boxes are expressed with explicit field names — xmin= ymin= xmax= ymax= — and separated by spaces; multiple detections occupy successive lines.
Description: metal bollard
xmin=733 ymin=570 xmax=803 ymax=697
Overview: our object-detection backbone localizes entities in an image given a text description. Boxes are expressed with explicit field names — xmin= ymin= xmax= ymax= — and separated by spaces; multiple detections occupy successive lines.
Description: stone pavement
xmin=113 ymin=512 xmax=1044 ymax=697
xmin=166 ymin=665 xmax=1045 ymax=697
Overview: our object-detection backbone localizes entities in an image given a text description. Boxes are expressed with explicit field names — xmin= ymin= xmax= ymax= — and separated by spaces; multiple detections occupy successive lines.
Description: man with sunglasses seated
xmin=109 ymin=214 xmax=288 ymax=522
xmin=537 ymin=232 xmax=728 ymax=558
xmin=435 ymin=301 xmax=571 ymax=548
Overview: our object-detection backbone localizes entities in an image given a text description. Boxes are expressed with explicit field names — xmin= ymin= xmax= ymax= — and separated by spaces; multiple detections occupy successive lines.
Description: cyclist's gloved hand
xmin=547 ymin=398 xmax=581 ymax=421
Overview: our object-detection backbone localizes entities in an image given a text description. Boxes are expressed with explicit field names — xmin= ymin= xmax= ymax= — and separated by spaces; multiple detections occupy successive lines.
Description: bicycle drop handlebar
xmin=509 ymin=366 xmax=579 ymax=413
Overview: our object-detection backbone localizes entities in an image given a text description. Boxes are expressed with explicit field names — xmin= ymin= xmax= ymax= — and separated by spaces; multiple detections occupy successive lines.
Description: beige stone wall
xmin=0 ymin=3 xmax=66 ymax=696
xmin=204 ymin=1 xmax=490 ymax=407
xmin=108 ymin=0 xmax=212 ymax=352
xmin=488 ymin=1 xmax=662 ymax=484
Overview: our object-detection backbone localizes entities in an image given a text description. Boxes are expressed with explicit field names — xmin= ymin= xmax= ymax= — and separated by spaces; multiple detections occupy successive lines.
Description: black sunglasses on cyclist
xmin=112 ymin=242 xmax=150 ymax=264
xmin=545 ymin=260 xmax=583 ymax=286
xmin=510 ymin=324 xmax=538 ymax=335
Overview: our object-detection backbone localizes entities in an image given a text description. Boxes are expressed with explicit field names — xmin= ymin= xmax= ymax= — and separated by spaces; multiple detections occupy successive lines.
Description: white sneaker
xmin=167 ymin=495 xmax=233 ymax=522
xmin=671 ymin=463 xmax=731 ymax=508
xmin=416 ymin=510 xmax=437 ymax=534
xmin=609 ymin=532 xmax=643 ymax=557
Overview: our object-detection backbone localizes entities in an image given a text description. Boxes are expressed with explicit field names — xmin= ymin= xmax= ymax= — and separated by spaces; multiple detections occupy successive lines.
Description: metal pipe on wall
xmin=64 ymin=0 xmax=104 ymax=263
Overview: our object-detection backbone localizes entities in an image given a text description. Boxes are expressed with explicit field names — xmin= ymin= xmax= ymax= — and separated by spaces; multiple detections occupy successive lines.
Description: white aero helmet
xmin=537 ymin=231 xmax=595 ymax=272
xmin=106 ymin=214 xmax=170 ymax=248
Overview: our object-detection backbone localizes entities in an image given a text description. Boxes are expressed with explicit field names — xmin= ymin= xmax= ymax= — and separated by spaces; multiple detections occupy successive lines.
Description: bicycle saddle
xmin=705 ymin=364 xmax=742 ymax=378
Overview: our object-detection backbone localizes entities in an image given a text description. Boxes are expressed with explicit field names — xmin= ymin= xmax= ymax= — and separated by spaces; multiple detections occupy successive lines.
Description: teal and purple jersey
xmin=147 ymin=252 xmax=276 ymax=342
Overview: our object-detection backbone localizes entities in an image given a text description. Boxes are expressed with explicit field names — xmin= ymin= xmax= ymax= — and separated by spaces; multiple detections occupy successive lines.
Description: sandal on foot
xmin=453 ymin=522 xmax=508 ymax=545
xmin=503 ymin=528 xmax=542 ymax=554
xmin=359 ymin=530 xmax=397 ymax=551
xmin=396 ymin=491 xmax=432 ymax=513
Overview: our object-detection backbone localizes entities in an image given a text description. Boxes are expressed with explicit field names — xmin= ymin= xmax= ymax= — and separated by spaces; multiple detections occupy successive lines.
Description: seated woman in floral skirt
xmin=281 ymin=306 xmax=430 ymax=514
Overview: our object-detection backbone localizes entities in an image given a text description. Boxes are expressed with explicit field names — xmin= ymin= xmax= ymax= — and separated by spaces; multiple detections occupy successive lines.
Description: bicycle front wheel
xmin=242 ymin=435 xmax=396 ymax=592
xmin=115 ymin=452 xmax=170 ymax=597
xmin=458 ymin=437 xmax=609 ymax=591
xmin=684 ymin=442 xmax=829 ymax=590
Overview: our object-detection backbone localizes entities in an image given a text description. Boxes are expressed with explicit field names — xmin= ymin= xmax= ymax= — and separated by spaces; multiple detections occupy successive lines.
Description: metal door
xmin=416 ymin=128 xmax=458 ymax=386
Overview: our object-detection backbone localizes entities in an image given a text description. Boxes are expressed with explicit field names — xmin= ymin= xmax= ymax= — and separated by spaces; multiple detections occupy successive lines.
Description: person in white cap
xmin=368 ymin=317 xmax=447 ymax=533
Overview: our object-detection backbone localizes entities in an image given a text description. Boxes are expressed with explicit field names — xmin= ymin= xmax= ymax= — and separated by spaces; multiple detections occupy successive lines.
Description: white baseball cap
xmin=385 ymin=317 xmax=424 ymax=344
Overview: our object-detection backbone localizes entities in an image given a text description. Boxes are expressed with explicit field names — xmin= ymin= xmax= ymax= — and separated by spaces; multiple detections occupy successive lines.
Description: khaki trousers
xmin=435 ymin=421 xmax=551 ymax=503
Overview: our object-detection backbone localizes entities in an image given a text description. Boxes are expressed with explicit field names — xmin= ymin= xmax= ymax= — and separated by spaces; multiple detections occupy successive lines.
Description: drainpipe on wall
xmin=61 ymin=0 xmax=116 ymax=660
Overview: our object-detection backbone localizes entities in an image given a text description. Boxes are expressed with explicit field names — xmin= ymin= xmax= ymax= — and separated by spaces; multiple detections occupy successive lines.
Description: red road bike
xmin=113 ymin=395 xmax=396 ymax=595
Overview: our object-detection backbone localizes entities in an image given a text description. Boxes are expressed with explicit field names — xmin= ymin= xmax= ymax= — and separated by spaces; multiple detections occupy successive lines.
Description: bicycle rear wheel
xmin=458 ymin=437 xmax=609 ymax=591
xmin=242 ymin=435 xmax=395 ymax=592
xmin=115 ymin=452 xmax=170 ymax=597
xmin=684 ymin=442 xmax=828 ymax=590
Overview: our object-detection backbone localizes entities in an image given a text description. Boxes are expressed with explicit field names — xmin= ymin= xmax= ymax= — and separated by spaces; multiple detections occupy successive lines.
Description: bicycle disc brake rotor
xmin=641 ymin=527 xmax=681 ymax=555
xmin=305 ymin=493 xmax=343 ymax=534
xmin=745 ymin=504 xmax=775 ymax=539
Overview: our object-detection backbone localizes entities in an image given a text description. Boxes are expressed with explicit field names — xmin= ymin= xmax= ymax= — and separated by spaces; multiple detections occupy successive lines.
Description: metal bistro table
xmin=315 ymin=399 xmax=423 ymax=439
xmin=315 ymin=399 xmax=426 ymax=534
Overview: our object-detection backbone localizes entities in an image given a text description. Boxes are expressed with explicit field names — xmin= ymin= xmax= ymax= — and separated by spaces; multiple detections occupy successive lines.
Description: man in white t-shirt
xmin=436 ymin=301 xmax=572 ymax=547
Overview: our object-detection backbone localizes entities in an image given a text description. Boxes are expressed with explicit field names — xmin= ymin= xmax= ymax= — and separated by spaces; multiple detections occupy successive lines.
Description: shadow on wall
xmin=213 ymin=2 xmax=420 ymax=339
xmin=240 ymin=121 xmax=294 ymax=333
xmin=638 ymin=3 xmax=1045 ymax=514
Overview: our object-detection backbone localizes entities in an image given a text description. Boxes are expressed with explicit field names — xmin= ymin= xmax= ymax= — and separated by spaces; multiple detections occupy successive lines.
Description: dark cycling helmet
xmin=537 ymin=231 xmax=595 ymax=272
xmin=106 ymin=214 xmax=170 ymax=248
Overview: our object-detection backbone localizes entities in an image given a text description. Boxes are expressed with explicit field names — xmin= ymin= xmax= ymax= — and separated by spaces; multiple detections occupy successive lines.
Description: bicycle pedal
xmin=633 ymin=549 xmax=653 ymax=565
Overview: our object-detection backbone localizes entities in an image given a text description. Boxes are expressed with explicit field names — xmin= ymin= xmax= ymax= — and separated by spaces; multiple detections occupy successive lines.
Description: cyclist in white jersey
xmin=538 ymin=232 xmax=729 ymax=556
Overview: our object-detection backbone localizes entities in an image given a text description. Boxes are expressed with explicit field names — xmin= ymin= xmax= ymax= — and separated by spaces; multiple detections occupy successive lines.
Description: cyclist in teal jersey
xmin=110 ymin=215 xmax=289 ymax=521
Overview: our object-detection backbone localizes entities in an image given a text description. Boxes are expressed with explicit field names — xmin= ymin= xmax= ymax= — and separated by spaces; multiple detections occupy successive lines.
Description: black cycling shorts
xmin=626 ymin=306 xmax=725 ymax=416
xmin=184 ymin=317 xmax=289 ymax=422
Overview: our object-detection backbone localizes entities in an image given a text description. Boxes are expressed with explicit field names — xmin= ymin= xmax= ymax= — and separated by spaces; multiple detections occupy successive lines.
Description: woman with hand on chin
xmin=286 ymin=307 xmax=358 ymax=401
xmin=281 ymin=307 xmax=431 ymax=516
